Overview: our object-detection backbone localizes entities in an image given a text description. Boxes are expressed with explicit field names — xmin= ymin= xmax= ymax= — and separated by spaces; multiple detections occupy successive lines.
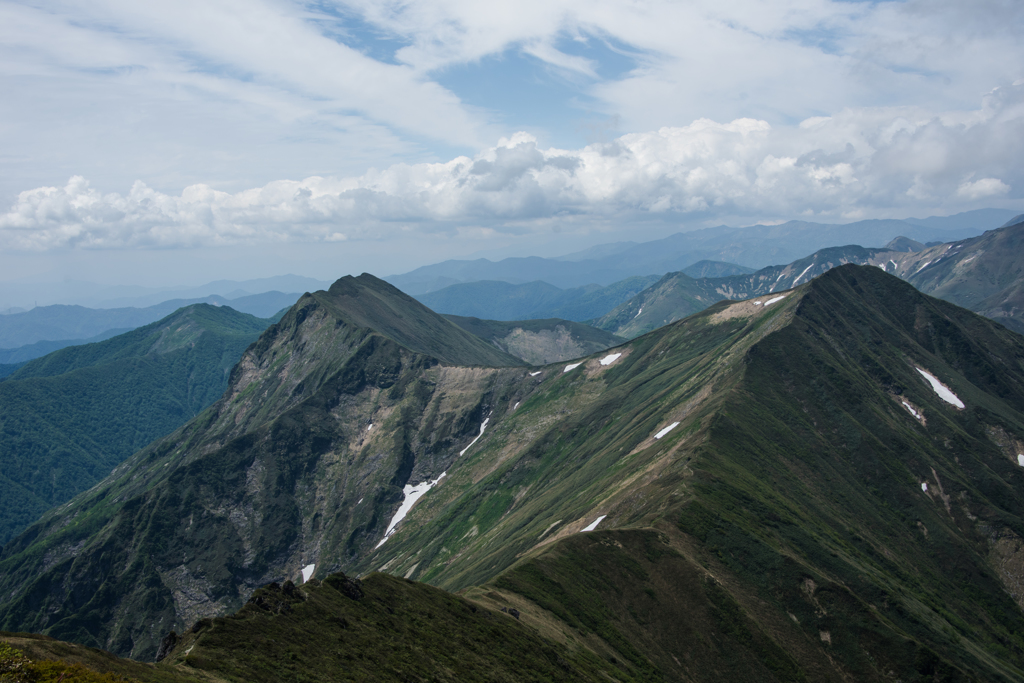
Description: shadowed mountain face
xmin=0 ymin=304 xmax=275 ymax=545
xmin=1 ymin=268 xmax=1024 ymax=681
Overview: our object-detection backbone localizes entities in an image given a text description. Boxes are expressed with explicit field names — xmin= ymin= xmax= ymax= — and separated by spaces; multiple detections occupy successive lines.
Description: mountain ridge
xmin=2 ymin=267 xmax=1024 ymax=681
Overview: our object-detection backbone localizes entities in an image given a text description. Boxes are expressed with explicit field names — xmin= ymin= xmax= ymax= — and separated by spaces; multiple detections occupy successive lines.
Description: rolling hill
xmin=0 ymin=304 xmax=276 ymax=544
xmin=1 ymin=267 xmax=1023 ymax=682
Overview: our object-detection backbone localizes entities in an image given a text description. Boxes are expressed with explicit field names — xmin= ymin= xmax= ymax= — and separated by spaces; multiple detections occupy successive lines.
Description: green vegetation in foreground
xmin=167 ymin=571 xmax=636 ymax=683
xmin=0 ymin=304 xmax=275 ymax=544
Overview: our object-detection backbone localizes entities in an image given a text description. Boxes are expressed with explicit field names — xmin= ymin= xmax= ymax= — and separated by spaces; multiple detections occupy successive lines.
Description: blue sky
xmin=0 ymin=0 xmax=1023 ymax=288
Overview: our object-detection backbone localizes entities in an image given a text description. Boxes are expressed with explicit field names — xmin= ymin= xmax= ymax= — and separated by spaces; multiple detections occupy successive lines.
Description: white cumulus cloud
xmin=2 ymin=85 xmax=1023 ymax=251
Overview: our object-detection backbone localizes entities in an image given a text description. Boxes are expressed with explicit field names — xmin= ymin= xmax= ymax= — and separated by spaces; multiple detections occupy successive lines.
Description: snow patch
xmin=375 ymin=472 xmax=448 ymax=549
xmin=301 ymin=564 xmax=315 ymax=583
xmin=914 ymin=260 xmax=932 ymax=274
xmin=580 ymin=515 xmax=607 ymax=532
xmin=563 ymin=362 xmax=583 ymax=373
xmin=357 ymin=497 xmax=363 ymax=505
xmin=513 ymin=401 xmax=520 ymax=410
xmin=654 ymin=422 xmax=680 ymax=439
xmin=460 ymin=417 xmax=490 ymax=457
xmin=902 ymin=401 xmax=922 ymax=420
xmin=1017 ymin=454 xmax=1024 ymax=468
xmin=634 ymin=307 xmax=643 ymax=319
xmin=529 ymin=371 xmax=542 ymax=376
xmin=793 ymin=264 xmax=814 ymax=285
xmin=921 ymin=482 xmax=928 ymax=493
xmin=915 ymin=368 xmax=965 ymax=408
xmin=367 ymin=423 xmax=372 ymax=431
xmin=764 ymin=295 xmax=786 ymax=306
xmin=753 ymin=300 xmax=762 ymax=306
xmin=600 ymin=353 xmax=622 ymax=366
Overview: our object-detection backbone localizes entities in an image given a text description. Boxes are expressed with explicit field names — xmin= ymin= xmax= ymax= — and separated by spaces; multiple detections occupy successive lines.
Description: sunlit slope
xmin=361 ymin=265 xmax=1024 ymax=680
xmin=0 ymin=304 xmax=272 ymax=544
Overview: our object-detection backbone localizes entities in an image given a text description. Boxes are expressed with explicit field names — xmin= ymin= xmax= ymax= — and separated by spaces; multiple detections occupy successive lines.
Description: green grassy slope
xmin=321 ymin=275 xmax=523 ymax=367
xmin=354 ymin=266 xmax=1024 ymax=680
xmin=0 ymin=304 xmax=273 ymax=544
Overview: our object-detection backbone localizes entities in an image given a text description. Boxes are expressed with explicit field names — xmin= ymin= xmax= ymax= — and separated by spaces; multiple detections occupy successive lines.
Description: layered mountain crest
xmin=596 ymin=220 xmax=1024 ymax=338
xmin=3 ymin=266 xmax=1024 ymax=680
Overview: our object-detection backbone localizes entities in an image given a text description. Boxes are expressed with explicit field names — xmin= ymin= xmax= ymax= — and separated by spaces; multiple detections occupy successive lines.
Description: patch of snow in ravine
xmin=914 ymin=260 xmax=932 ymax=274
xmin=460 ymin=417 xmax=490 ymax=457
xmin=793 ymin=264 xmax=814 ymax=285
xmin=513 ymin=402 xmax=520 ymax=410
xmin=753 ymin=300 xmax=762 ymax=306
xmin=1017 ymin=454 xmax=1024 ymax=468
xmin=529 ymin=371 xmax=542 ymax=377
xmin=357 ymin=497 xmax=363 ymax=505
xmin=301 ymin=564 xmax=315 ymax=583
xmin=367 ymin=423 xmax=372 ymax=431
xmin=921 ymin=482 xmax=928 ymax=493
xmin=915 ymin=368 xmax=965 ymax=408
xmin=563 ymin=362 xmax=583 ymax=373
xmin=634 ymin=307 xmax=643 ymax=319
xmin=580 ymin=515 xmax=607 ymax=532
xmin=600 ymin=353 xmax=622 ymax=366
xmin=763 ymin=295 xmax=787 ymax=306
xmin=654 ymin=422 xmax=680 ymax=439
xmin=375 ymin=473 xmax=447 ymax=549
xmin=902 ymin=402 xmax=922 ymax=420
xmin=376 ymin=416 xmax=491 ymax=549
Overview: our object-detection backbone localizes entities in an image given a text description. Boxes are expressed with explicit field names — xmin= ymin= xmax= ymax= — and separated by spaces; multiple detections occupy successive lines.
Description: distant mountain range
xmin=0 ymin=274 xmax=332 ymax=311
xmin=3 ymin=268 xmax=1024 ymax=683
xmin=386 ymin=209 xmax=1018 ymax=294
xmin=594 ymin=215 xmax=1024 ymax=337
xmin=0 ymin=291 xmax=300 ymax=361
xmin=0 ymin=304 xmax=277 ymax=544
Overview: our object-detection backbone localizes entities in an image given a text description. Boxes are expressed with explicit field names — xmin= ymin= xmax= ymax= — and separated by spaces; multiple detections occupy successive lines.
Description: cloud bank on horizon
xmin=1 ymin=0 xmax=1022 ymax=253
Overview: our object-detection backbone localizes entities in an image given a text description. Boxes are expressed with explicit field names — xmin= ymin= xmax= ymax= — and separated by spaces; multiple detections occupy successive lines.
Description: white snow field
xmin=764 ymin=295 xmax=787 ymax=306
xmin=1018 ymin=454 xmax=1024 ymax=467
xmin=459 ymin=417 xmax=490 ymax=457
xmin=654 ymin=422 xmax=680 ymax=439
xmin=563 ymin=362 xmax=583 ymax=373
xmin=634 ymin=307 xmax=643 ymax=319
xmin=301 ymin=564 xmax=315 ymax=583
xmin=376 ymin=416 xmax=491 ymax=549
xmin=529 ymin=371 xmax=542 ymax=376
xmin=580 ymin=515 xmax=607 ymax=532
xmin=600 ymin=353 xmax=622 ymax=366
xmin=902 ymin=401 xmax=922 ymax=420
xmin=793 ymin=264 xmax=814 ymax=285
xmin=915 ymin=368 xmax=965 ymax=408
xmin=921 ymin=483 xmax=928 ymax=492
xmin=375 ymin=473 xmax=448 ymax=549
